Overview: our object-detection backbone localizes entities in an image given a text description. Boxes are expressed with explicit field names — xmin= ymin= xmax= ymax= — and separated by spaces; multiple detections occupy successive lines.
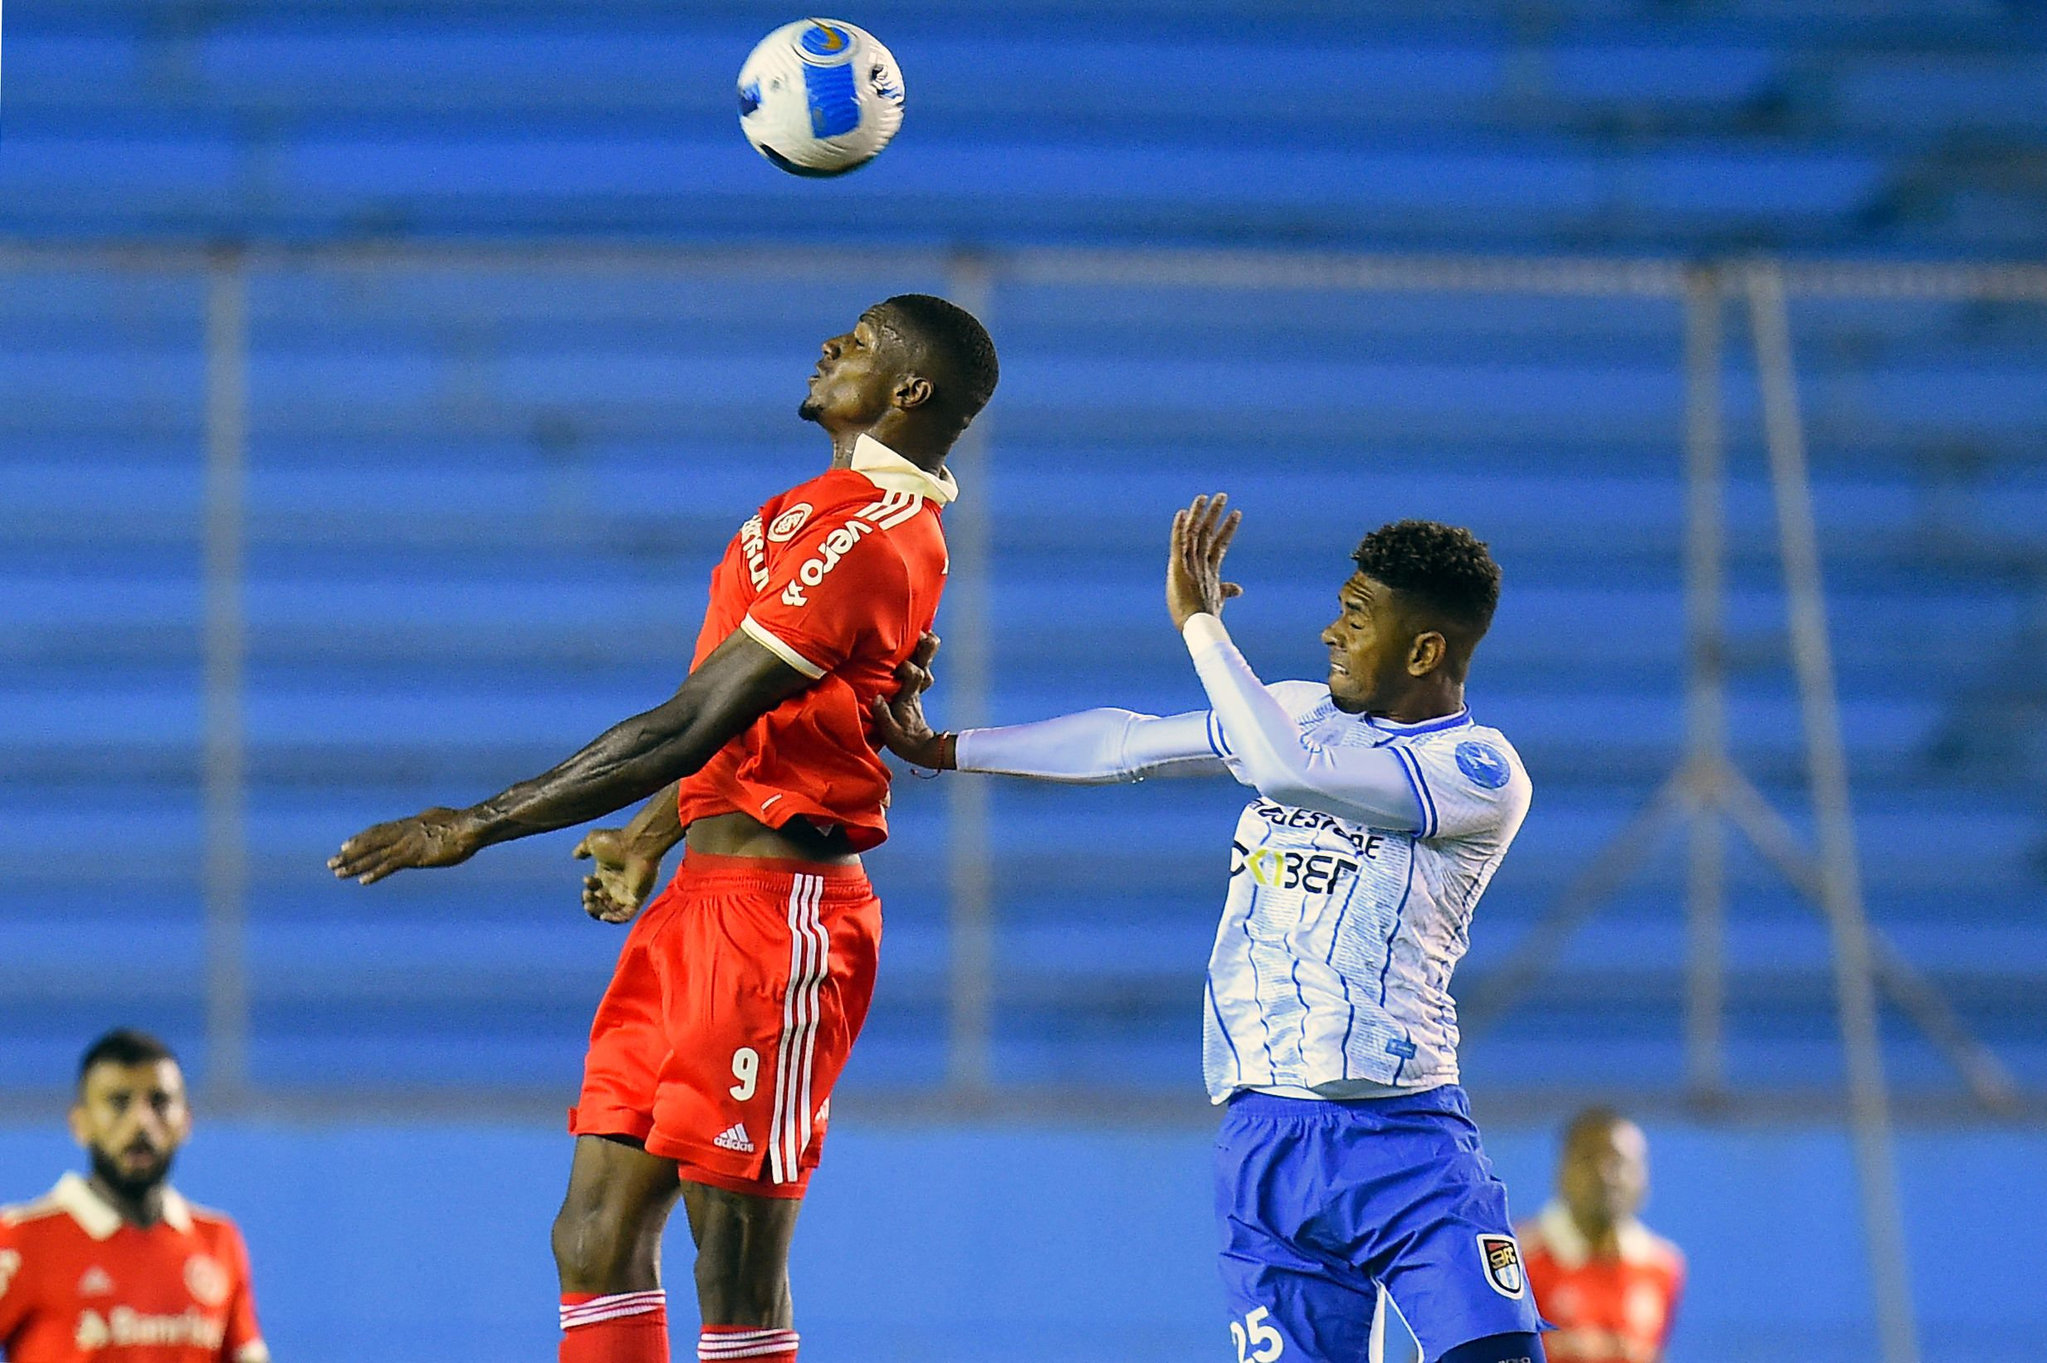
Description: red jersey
xmin=1519 ymin=1202 xmax=1685 ymax=1363
xmin=0 ymin=1174 xmax=267 ymax=1363
xmin=677 ymin=434 xmax=954 ymax=852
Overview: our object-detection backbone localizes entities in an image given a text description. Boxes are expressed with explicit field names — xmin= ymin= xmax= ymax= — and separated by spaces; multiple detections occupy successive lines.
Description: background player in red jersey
xmin=0 ymin=1029 xmax=268 ymax=1363
xmin=328 ymin=295 xmax=998 ymax=1363
xmin=1518 ymin=1107 xmax=1685 ymax=1363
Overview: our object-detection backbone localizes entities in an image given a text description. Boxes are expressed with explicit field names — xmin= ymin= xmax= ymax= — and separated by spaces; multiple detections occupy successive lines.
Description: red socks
xmin=556 ymin=1297 xmax=796 ymax=1363
xmin=697 ymin=1326 xmax=799 ymax=1362
xmin=559 ymin=1292 xmax=670 ymax=1363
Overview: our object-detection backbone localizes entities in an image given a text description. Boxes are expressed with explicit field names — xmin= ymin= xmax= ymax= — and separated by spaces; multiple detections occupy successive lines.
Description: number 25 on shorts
xmin=1230 ymin=1307 xmax=1284 ymax=1363
xmin=730 ymin=1047 xmax=760 ymax=1101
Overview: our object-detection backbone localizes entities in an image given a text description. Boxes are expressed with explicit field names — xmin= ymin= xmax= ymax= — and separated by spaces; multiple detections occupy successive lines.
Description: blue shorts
xmin=1215 ymin=1086 xmax=1544 ymax=1363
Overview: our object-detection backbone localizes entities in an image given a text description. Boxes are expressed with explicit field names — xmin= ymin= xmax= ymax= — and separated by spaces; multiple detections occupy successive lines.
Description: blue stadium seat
xmin=0 ymin=0 xmax=2042 ymax=1101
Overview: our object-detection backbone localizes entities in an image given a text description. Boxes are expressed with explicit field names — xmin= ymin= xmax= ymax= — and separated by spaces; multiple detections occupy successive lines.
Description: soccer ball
xmin=737 ymin=19 xmax=906 ymax=177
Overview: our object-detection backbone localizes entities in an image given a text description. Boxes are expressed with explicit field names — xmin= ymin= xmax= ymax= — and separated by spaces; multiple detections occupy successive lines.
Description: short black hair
xmin=78 ymin=1028 xmax=176 ymax=1089
xmin=1351 ymin=520 xmax=1501 ymax=639
xmin=1562 ymin=1104 xmax=1630 ymax=1152
xmin=876 ymin=293 xmax=999 ymax=420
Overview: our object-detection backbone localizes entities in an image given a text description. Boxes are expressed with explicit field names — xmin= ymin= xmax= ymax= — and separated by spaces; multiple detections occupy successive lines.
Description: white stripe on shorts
xmin=768 ymin=873 xmax=828 ymax=1183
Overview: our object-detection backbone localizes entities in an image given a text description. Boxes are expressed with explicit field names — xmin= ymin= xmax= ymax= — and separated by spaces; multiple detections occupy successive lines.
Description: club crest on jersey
xmin=779 ymin=517 xmax=873 ymax=607
xmin=1477 ymin=1233 xmax=1527 ymax=1298
xmin=1454 ymin=740 xmax=1512 ymax=790
xmin=766 ymin=503 xmax=813 ymax=543
xmin=184 ymin=1253 xmax=230 ymax=1308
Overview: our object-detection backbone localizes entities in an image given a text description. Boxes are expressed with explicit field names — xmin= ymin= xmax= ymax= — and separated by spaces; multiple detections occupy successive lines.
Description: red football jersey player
xmin=331 ymin=294 xmax=998 ymax=1363
xmin=1519 ymin=1108 xmax=1685 ymax=1363
xmin=0 ymin=1030 xmax=267 ymax=1363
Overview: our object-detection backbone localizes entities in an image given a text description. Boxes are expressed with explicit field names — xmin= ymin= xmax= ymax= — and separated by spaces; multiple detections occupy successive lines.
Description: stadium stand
xmin=0 ymin=0 xmax=2042 ymax=1105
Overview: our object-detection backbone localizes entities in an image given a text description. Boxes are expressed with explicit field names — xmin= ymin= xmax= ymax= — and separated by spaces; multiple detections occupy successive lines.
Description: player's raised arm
xmin=1166 ymin=493 xmax=1436 ymax=832
xmin=328 ymin=630 xmax=815 ymax=886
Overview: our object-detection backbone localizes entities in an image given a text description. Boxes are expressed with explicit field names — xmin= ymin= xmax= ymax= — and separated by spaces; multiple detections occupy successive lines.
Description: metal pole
xmin=1745 ymin=263 xmax=1919 ymax=1363
xmin=1716 ymin=771 xmax=2019 ymax=1112
xmin=1459 ymin=774 xmax=1688 ymax=1037
xmin=203 ymin=252 xmax=250 ymax=1102
xmin=1680 ymin=267 xmax=1728 ymax=1100
xmin=943 ymin=257 xmax=996 ymax=1093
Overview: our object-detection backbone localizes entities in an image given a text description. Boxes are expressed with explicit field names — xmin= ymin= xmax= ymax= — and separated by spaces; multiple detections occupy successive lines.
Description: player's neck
xmin=1568 ymin=1206 xmax=1627 ymax=1258
xmin=1365 ymin=680 xmax=1464 ymax=725
xmin=828 ymin=417 xmax=954 ymax=474
xmin=87 ymin=1172 xmax=167 ymax=1229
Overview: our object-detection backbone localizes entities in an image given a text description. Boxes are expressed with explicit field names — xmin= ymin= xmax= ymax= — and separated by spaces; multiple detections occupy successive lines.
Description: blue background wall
xmin=3 ymin=1118 xmax=2041 ymax=1363
xmin=3 ymin=2 xmax=2045 ymax=1359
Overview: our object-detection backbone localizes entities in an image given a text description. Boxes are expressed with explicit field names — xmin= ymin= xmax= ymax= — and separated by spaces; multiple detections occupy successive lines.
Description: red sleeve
xmin=0 ymin=1219 xmax=28 ymax=1350
xmin=218 ymin=1222 xmax=267 ymax=1362
xmin=739 ymin=507 xmax=910 ymax=679
xmin=1657 ymin=1255 xmax=1686 ymax=1353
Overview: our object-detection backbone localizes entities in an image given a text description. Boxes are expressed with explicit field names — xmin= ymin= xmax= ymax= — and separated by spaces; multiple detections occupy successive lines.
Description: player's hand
xmin=573 ymin=827 xmax=663 ymax=925
xmin=1167 ymin=492 xmax=1245 ymax=629
xmin=328 ymin=807 xmax=483 ymax=885
xmin=870 ymin=632 xmax=955 ymax=770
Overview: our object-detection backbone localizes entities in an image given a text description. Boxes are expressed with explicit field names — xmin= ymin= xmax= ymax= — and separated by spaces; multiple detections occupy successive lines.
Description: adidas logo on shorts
xmin=713 ymin=1123 xmax=755 ymax=1154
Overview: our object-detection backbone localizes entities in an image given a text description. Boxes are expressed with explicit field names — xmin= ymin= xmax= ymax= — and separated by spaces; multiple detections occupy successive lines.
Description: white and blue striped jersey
xmin=954 ymin=613 xmax=1531 ymax=1104
xmin=1201 ymin=683 xmax=1529 ymax=1100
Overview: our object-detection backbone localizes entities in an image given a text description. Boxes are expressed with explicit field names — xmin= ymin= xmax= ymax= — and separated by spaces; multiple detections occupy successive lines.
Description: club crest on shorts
xmin=1476 ymin=1233 xmax=1527 ymax=1298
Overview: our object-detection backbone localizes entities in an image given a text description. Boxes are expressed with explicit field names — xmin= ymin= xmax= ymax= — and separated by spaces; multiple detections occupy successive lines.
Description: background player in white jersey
xmin=874 ymin=496 xmax=1547 ymax=1363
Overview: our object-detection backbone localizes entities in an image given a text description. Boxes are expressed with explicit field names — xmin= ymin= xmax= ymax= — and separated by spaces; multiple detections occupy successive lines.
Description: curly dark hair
xmin=877 ymin=293 xmax=999 ymax=420
xmin=1351 ymin=519 xmax=1500 ymax=637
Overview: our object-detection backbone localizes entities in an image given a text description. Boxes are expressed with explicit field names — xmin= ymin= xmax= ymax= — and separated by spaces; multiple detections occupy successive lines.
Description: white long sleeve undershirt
xmin=953 ymin=613 xmax=1427 ymax=833
xmin=954 ymin=706 xmax=1225 ymax=783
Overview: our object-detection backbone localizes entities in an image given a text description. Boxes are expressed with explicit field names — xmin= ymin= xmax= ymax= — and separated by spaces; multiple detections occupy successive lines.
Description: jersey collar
xmin=1535 ymin=1199 xmax=1659 ymax=1268
xmin=51 ymin=1171 xmax=192 ymax=1239
xmin=851 ymin=434 xmax=958 ymax=505
xmin=1364 ymin=707 xmax=1472 ymax=736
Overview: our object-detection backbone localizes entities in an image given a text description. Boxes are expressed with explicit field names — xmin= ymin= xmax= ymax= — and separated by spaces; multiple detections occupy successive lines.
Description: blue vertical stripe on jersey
xmin=1377 ymin=855 xmax=1416 ymax=1010
xmin=1239 ymin=883 xmax=1279 ymax=1072
xmin=1395 ymin=745 xmax=1440 ymax=838
xmin=1389 ymin=745 xmax=1431 ymax=837
xmin=1288 ymin=958 xmax=1313 ymax=1072
xmin=1328 ymin=873 xmax=1364 ymax=1081
xmin=1207 ymin=979 xmax=1244 ymax=1084
xmin=1378 ymin=855 xmax=1418 ymax=1082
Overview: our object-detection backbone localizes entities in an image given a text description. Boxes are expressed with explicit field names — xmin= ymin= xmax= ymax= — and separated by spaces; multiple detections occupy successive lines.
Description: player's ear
xmin=892 ymin=373 xmax=933 ymax=411
xmin=66 ymin=1102 xmax=90 ymax=1149
xmin=1408 ymin=631 xmax=1447 ymax=676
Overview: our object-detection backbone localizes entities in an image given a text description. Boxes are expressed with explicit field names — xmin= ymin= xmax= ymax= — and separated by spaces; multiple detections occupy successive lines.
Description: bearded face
xmin=71 ymin=1059 xmax=190 ymax=1201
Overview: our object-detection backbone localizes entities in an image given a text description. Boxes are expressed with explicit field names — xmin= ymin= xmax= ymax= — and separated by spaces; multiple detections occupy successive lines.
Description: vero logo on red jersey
xmin=780 ymin=518 xmax=874 ymax=608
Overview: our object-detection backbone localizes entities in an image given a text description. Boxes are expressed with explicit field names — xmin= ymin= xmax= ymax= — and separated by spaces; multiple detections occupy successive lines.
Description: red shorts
xmin=568 ymin=851 xmax=881 ymax=1199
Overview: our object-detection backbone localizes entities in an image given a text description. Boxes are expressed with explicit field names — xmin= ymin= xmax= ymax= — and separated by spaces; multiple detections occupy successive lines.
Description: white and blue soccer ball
xmin=737 ymin=19 xmax=905 ymax=177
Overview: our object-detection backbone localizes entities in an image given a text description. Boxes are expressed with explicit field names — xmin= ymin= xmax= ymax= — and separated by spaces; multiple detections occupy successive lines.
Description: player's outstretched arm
xmin=871 ymin=633 xmax=1225 ymax=783
xmin=329 ymin=631 xmax=814 ymax=885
